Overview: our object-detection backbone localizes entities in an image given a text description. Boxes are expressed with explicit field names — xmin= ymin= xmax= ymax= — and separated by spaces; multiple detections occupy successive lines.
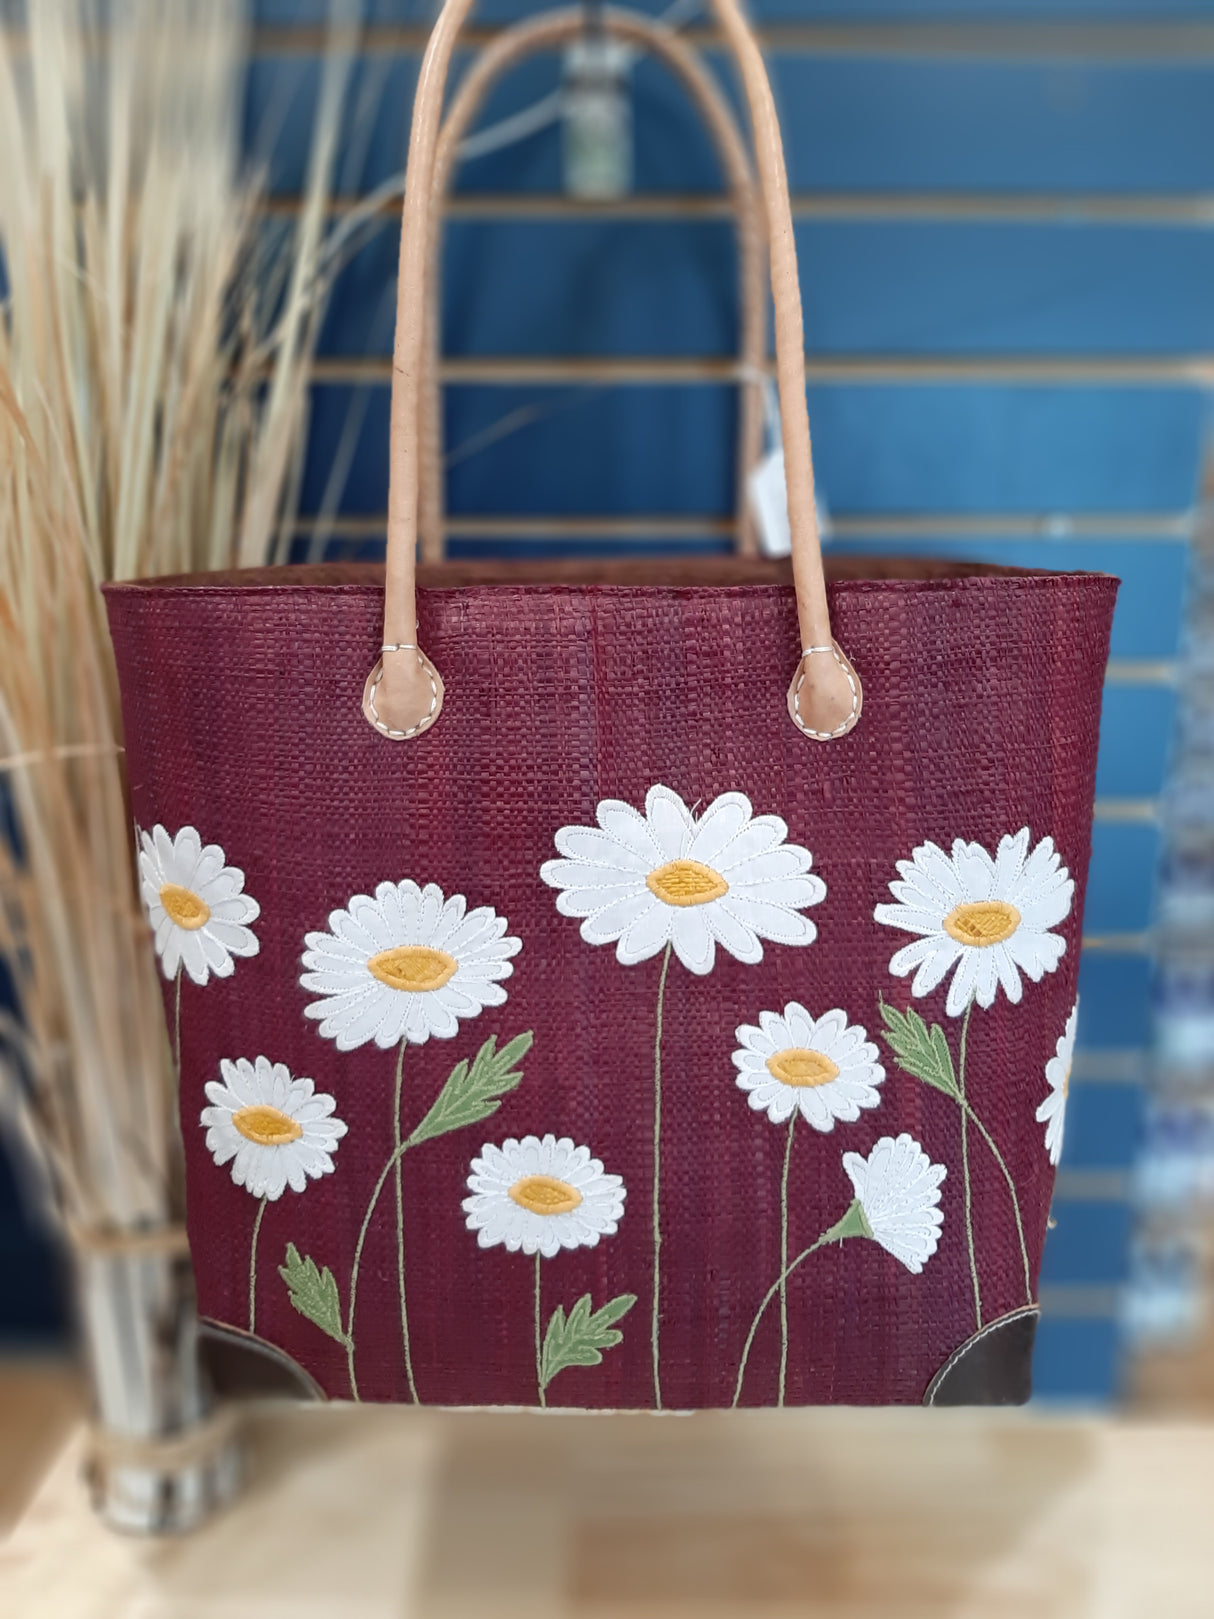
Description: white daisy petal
xmin=992 ymin=828 xmax=1031 ymax=895
xmin=300 ymin=880 xmax=520 ymax=1050
xmin=713 ymin=815 xmax=792 ymax=873
xmin=670 ymin=907 xmax=716 ymax=975
xmin=945 ymin=945 xmax=982 ymax=1018
xmin=705 ymin=902 xmax=765 ymax=965
xmin=463 ymin=1134 xmax=626 ymax=1258
xmin=644 ymin=785 xmax=697 ymax=859
xmin=152 ymin=823 xmax=177 ymax=870
xmin=552 ymin=825 xmax=651 ymax=873
xmin=178 ymin=933 xmax=210 ymax=987
xmin=951 ymin=840 xmax=996 ymax=902
xmin=908 ymin=842 xmax=967 ymax=908
xmin=732 ymin=1005 xmax=885 ymax=1133
xmin=875 ymin=829 xmax=1073 ymax=1017
xmin=684 ymin=792 xmax=753 ymax=868
xmin=723 ymin=892 xmax=817 ymax=948
xmin=199 ymin=1056 xmax=346 ymax=1201
xmin=597 ymin=800 xmax=666 ymax=865
xmin=617 ymin=900 xmax=675 ymax=964
xmin=1037 ymin=1001 xmax=1078 ymax=1166
xmin=972 ymin=947 xmax=1000 ymax=1010
xmin=543 ymin=785 xmax=824 ymax=972
xmin=138 ymin=824 xmax=260 ymax=986
xmin=542 ymin=860 xmax=641 ymax=894
xmin=842 ymin=1133 xmax=946 ymax=1273
xmin=1016 ymin=888 xmax=1074 ymax=935
xmin=1005 ymin=926 xmax=1066 ymax=982
xmin=580 ymin=890 xmax=657 ymax=946
xmin=554 ymin=883 xmax=642 ymax=919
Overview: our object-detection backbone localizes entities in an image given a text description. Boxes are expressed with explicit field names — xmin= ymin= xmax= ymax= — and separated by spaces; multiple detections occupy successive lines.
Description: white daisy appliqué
xmin=540 ymin=785 xmax=825 ymax=976
xmin=874 ymin=828 xmax=1074 ymax=1018
xmin=201 ymin=1056 xmax=347 ymax=1201
xmin=1037 ymin=1001 xmax=1078 ymax=1167
xmin=139 ymin=824 xmax=260 ymax=985
xmin=463 ymin=1135 xmax=626 ymax=1258
xmin=300 ymin=881 xmax=520 ymax=1051
xmin=733 ymin=1004 xmax=885 ymax=1132
xmin=840 ymin=1134 xmax=946 ymax=1274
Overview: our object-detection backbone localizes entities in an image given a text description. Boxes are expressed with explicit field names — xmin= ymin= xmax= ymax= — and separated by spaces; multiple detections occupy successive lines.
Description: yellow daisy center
xmin=942 ymin=899 xmax=1021 ymax=948
xmin=159 ymin=882 xmax=211 ymax=931
xmin=765 ymin=1048 xmax=841 ymax=1088
xmin=232 ymin=1104 xmax=302 ymax=1147
xmin=646 ymin=859 xmax=729 ymax=908
xmin=508 ymin=1174 xmax=583 ymax=1216
xmin=367 ymin=945 xmax=458 ymax=993
xmin=1063 ymin=1062 xmax=1072 ymax=1100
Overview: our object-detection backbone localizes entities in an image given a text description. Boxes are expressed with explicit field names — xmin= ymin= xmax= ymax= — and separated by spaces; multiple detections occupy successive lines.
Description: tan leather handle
xmin=417 ymin=6 xmax=767 ymax=563
xmin=363 ymin=0 xmax=862 ymax=744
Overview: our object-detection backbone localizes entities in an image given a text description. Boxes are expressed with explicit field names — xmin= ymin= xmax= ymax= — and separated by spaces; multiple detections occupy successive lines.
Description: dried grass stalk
xmin=0 ymin=0 xmax=361 ymax=1532
xmin=0 ymin=0 xmax=354 ymax=1246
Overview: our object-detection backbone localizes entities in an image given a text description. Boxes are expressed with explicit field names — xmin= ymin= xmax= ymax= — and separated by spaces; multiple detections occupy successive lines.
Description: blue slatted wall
xmin=4 ymin=3 xmax=1205 ymax=1399
xmin=253 ymin=0 xmax=1210 ymax=1401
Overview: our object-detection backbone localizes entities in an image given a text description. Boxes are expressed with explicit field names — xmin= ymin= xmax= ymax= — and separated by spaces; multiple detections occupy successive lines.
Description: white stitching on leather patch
xmin=366 ymin=651 xmax=440 ymax=739
xmin=791 ymin=643 xmax=860 ymax=740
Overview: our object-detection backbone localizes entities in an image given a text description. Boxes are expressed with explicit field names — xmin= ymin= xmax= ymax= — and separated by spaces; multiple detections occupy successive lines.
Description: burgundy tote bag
xmin=105 ymin=0 xmax=1118 ymax=1410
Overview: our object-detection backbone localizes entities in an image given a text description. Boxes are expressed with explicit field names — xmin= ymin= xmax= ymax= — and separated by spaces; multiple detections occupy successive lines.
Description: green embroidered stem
xmin=878 ymin=998 xmax=1031 ymax=1309
xmin=958 ymin=1000 xmax=982 ymax=1331
xmin=960 ymin=1101 xmax=1033 ymax=1302
xmin=345 ymin=1136 xmax=413 ymax=1401
xmin=392 ymin=1039 xmax=419 ymax=1405
xmin=173 ymin=964 xmax=182 ymax=1085
xmin=778 ymin=1113 xmax=796 ymax=1408
xmin=651 ymin=942 xmax=672 ymax=1412
xmin=534 ymin=1253 xmax=545 ymax=1408
xmin=248 ymin=1195 xmax=267 ymax=1334
xmin=342 ymin=1030 xmax=533 ymax=1402
xmin=732 ymin=1199 xmax=871 ymax=1408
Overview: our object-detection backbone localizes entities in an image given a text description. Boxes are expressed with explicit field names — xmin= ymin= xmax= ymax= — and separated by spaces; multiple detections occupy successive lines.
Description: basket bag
xmin=105 ymin=0 xmax=1118 ymax=1409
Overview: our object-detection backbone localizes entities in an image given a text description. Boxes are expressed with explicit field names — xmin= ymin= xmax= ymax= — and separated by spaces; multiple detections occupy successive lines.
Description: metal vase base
xmin=77 ymin=1244 xmax=244 ymax=1535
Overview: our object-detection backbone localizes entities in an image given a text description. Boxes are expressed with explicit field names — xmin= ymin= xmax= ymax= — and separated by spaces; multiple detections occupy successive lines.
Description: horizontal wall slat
xmin=316 ymin=217 xmax=1214 ymax=359
xmin=1071 ymin=1049 xmax=1150 ymax=1084
xmin=1093 ymin=801 xmax=1159 ymax=823
xmin=251 ymin=20 xmax=1214 ymax=60
xmin=312 ymin=355 xmax=1214 ymax=385
xmin=1055 ymin=1170 xmax=1133 ymax=1201
xmin=246 ymin=52 xmax=1214 ymax=195
xmin=1037 ymin=1287 xmax=1122 ymax=1319
xmin=253 ymin=1 xmax=1214 ymax=28
xmin=300 ymin=513 xmax=1194 ymax=539
xmin=826 ymin=515 xmax=1192 ymax=537
xmin=299 ymin=383 xmax=1204 ymax=517
xmin=268 ymin=191 xmax=1214 ymax=226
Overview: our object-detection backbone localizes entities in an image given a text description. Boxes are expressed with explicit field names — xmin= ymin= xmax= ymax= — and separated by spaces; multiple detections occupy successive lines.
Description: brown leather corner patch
xmin=199 ymin=1318 xmax=327 ymax=1403
xmin=923 ymin=1305 xmax=1040 ymax=1406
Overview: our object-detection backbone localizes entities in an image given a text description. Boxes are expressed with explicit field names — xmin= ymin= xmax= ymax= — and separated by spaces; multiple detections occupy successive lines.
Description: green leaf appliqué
xmin=879 ymin=1001 xmax=960 ymax=1099
xmin=407 ymin=1031 xmax=534 ymax=1149
xmin=540 ymin=1292 xmax=637 ymax=1395
xmin=279 ymin=1242 xmax=347 ymax=1345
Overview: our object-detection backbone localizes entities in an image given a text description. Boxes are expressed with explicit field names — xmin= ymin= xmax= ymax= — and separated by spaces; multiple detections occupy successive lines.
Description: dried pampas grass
xmin=0 ymin=0 xmax=356 ymax=1249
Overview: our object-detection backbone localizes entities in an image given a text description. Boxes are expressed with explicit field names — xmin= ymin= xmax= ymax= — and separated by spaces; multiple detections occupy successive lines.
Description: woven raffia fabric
xmin=105 ymin=565 xmax=1118 ymax=1408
